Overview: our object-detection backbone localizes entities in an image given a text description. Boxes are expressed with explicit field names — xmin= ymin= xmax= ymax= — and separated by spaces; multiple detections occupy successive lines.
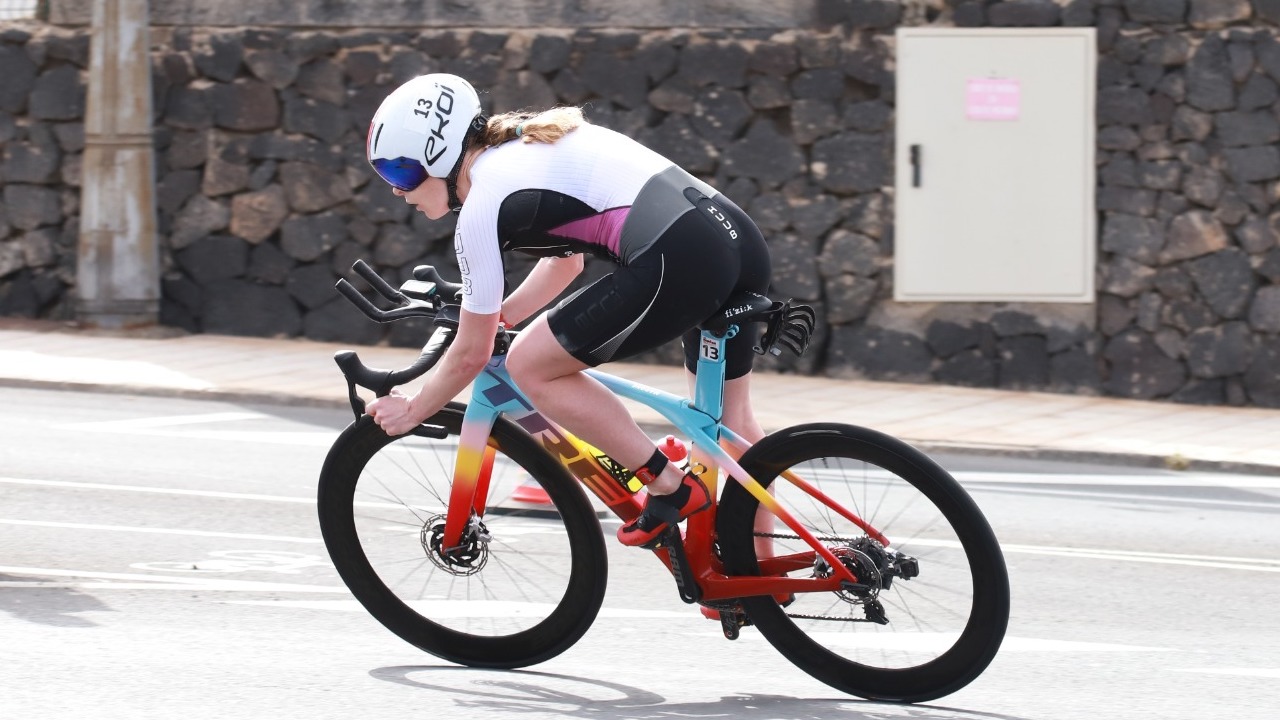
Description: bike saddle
xmin=699 ymin=291 xmax=816 ymax=357
xmin=698 ymin=291 xmax=775 ymax=334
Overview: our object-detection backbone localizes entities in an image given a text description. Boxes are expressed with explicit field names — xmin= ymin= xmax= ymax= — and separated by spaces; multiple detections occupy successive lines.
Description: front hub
xmin=422 ymin=513 xmax=491 ymax=576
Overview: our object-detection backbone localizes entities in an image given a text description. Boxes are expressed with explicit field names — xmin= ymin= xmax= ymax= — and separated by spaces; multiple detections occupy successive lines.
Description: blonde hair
xmin=482 ymin=107 xmax=585 ymax=147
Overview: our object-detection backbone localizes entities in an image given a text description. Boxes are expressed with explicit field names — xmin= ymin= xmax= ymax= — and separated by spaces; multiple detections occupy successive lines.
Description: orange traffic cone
xmin=511 ymin=477 xmax=552 ymax=505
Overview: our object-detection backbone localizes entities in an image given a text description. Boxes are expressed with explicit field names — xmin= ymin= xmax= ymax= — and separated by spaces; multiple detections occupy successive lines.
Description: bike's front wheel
xmin=717 ymin=423 xmax=1010 ymax=703
xmin=317 ymin=403 xmax=608 ymax=668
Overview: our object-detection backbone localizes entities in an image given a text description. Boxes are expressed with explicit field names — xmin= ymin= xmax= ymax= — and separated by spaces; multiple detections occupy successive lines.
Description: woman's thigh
xmin=507 ymin=314 xmax=590 ymax=384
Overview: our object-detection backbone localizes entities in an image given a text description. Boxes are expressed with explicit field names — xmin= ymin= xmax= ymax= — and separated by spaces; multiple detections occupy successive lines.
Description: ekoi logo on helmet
xmin=416 ymin=82 xmax=457 ymax=168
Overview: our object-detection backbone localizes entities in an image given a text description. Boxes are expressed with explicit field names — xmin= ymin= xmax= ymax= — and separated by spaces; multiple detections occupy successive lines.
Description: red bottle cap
xmin=658 ymin=434 xmax=687 ymax=462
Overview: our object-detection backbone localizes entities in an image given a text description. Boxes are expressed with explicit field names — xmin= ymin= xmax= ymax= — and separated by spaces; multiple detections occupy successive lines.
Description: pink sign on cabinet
xmin=966 ymin=77 xmax=1021 ymax=121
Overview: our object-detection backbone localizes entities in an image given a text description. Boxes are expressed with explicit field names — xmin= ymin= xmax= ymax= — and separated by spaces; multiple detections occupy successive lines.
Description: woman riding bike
xmin=363 ymin=73 xmax=771 ymax=547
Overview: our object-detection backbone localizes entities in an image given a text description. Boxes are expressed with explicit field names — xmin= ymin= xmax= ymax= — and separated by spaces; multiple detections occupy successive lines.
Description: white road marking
xmin=0 ymin=476 xmax=316 ymax=504
xmin=51 ymin=415 xmax=458 ymax=450
xmin=55 ymin=411 xmax=268 ymax=431
xmin=0 ymin=565 xmax=344 ymax=593
xmin=963 ymin=485 xmax=1278 ymax=509
xmin=785 ymin=468 xmax=1279 ymax=508
xmin=953 ymin=470 xmax=1280 ymax=490
xmin=1177 ymin=668 xmax=1280 ymax=678
xmin=0 ymin=350 xmax=213 ymax=390
xmin=51 ymin=411 xmax=340 ymax=447
xmin=129 ymin=550 xmax=332 ymax=574
xmin=904 ymin=537 xmax=1280 ymax=573
xmin=0 ymin=518 xmax=321 ymax=544
xmin=4 ymin=480 xmax=1275 ymax=573
xmin=77 ymin=429 xmax=342 ymax=447
xmin=692 ymin=631 xmax=1172 ymax=653
xmin=223 ymin=599 xmax=690 ymax=619
xmin=997 ymin=542 xmax=1280 ymax=572
xmin=969 ymin=636 xmax=1171 ymax=652
xmin=691 ymin=627 xmax=1172 ymax=650
xmin=0 ymin=476 xmax=496 ymax=515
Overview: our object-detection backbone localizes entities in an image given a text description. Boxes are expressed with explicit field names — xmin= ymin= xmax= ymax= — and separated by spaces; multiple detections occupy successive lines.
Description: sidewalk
xmin=2 ymin=318 xmax=1278 ymax=475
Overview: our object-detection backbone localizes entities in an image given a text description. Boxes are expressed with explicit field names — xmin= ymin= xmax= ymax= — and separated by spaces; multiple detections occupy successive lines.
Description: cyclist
xmin=363 ymin=73 xmax=771 ymax=548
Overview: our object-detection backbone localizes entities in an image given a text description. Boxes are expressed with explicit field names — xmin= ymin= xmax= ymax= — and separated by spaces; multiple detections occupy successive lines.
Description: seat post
xmin=691 ymin=326 xmax=735 ymax=428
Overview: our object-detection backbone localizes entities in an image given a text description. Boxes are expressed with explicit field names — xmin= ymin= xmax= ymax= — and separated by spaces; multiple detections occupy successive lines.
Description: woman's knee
xmin=506 ymin=320 xmax=583 ymax=391
xmin=504 ymin=343 xmax=534 ymax=387
xmin=505 ymin=321 xmax=548 ymax=389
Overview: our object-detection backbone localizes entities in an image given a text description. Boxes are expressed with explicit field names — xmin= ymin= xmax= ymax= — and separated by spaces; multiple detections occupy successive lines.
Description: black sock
xmin=639 ymin=447 xmax=670 ymax=482
xmin=651 ymin=480 xmax=691 ymax=505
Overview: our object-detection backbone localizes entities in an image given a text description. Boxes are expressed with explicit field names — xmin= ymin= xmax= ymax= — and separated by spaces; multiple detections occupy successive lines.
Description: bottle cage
xmin=755 ymin=301 xmax=817 ymax=357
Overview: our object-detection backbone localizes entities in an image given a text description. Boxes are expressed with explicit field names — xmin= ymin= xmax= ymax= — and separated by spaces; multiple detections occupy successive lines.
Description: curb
xmin=7 ymin=376 xmax=1276 ymax=477
xmin=907 ymin=441 xmax=1280 ymax=478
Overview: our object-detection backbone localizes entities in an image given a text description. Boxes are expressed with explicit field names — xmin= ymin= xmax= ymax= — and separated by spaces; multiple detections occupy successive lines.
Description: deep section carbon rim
xmin=318 ymin=407 xmax=608 ymax=667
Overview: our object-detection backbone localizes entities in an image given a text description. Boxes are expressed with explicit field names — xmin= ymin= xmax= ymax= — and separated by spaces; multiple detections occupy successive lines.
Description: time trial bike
xmin=316 ymin=259 xmax=1010 ymax=703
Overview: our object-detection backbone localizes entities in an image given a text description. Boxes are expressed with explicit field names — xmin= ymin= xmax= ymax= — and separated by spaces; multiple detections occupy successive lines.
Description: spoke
xmin=886 ymin=583 xmax=929 ymax=635
xmin=884 ymin=579 xmax=972 ymax=614
xmin=352 ymin=513 xmax=424 ymax=530
xmin=799 ymin=461 xmax=840 ymax=536
xmin=384 ymin=460 xmax=440 ymax=510
xmin=484 ymin=537 xmax=569 ymax=583
xmin=483 ymin=546 xmax=551 ymax=607
xmin=366 ymin=473 xmax=431 ymax=526
xmin=887 ymin=514 xmax=953 ymax=553
xmin=384 ymin=555 xmax=435 ymax=597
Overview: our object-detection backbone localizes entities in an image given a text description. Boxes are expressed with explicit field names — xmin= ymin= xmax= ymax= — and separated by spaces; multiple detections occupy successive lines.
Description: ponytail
xmin=482 ymin=107 xmax=585 ymax=147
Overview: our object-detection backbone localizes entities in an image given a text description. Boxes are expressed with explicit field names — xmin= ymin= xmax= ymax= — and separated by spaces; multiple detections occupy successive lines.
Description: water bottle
xmin=658 ymin=434 xmax=690 ymax=472
xmin=625 ymin=435 xmax=691 ymax=494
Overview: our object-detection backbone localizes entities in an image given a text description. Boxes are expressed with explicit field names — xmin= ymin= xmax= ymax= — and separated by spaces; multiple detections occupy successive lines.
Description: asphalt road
xmin=2 ymin=386 xmax=1278 ymax=720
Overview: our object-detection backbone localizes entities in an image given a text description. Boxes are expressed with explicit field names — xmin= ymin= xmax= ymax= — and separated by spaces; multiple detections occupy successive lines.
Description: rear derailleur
xmin=814 ymin=537 xmax=919 ymax=625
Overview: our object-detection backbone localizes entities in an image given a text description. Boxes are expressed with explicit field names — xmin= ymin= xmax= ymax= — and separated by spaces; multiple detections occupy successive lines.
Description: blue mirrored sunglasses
xmin=370 ymin=156 xmax=429 ymax=192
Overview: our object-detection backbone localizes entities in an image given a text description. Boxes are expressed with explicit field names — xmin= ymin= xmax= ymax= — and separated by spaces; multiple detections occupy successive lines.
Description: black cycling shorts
xmin=546 ymin=189 xmax=771 ymax=380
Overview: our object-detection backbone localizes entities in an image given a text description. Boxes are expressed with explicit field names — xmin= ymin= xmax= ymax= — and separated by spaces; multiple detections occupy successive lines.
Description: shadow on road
xmin=0 ymin=574 xmax=112 ymax=627
xmin=370 ymin=665 xmax=1029 ymax=720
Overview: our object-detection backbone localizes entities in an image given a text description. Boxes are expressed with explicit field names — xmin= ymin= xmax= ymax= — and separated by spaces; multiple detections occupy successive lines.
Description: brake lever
xmin=410 ymin=424 xmax=450 ymax=439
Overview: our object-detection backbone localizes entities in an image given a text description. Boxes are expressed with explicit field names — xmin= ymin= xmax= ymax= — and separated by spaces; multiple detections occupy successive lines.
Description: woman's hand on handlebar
xmin=366 ymin=390 xmax=428 ymax=437
xmin=365 ymin=307 xmax=502 ymax=436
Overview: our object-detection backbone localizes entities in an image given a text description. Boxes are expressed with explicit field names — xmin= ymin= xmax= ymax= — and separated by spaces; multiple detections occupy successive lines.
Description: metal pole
xmin=76 ymin=0 xmax=158 ymax=328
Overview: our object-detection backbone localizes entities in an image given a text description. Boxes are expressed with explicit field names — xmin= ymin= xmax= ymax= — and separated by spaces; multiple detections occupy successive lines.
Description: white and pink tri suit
xmin=453 ymin=123 xmax=771 ymax=377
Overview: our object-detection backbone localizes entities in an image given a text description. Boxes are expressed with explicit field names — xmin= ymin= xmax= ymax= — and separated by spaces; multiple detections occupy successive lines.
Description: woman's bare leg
xmin=506 ymin=315 xmax=687 ymax=493
xmin=690 ymin=371 xmax=775 ymax=558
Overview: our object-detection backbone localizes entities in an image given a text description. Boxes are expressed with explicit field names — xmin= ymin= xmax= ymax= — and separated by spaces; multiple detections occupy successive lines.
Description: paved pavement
xmin=2 ymin=318 xmax=1278 ymax=475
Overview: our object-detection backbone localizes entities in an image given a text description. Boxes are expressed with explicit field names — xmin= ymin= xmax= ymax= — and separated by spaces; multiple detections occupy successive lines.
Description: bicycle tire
xmin=716 ymin=423 xmax=1010 ymax=703
xmin=317 ymin=403 xmax=608 ymax=668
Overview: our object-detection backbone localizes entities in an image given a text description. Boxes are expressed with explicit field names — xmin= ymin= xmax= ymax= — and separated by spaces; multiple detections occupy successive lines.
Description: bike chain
xmin=753 ymin=532 xmax=855 ymax=543
xmin=752 ymin=532 xmax=874 ymax=624
xmin=784 ymin=613 xmax=877 ymax=623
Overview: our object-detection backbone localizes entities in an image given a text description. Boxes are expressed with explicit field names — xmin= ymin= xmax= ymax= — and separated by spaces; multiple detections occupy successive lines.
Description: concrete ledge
xmin=4 ymin=319 xmax=1280 ymax=477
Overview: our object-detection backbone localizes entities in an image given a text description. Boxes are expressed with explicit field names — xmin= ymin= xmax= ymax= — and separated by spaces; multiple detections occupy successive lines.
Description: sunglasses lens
xmin=371 ymin=157 xmax=428 ymax=192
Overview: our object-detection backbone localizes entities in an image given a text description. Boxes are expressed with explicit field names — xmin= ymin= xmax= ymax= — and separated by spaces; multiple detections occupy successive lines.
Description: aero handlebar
xmin=331 ymin=261 xmax=510 ymax=435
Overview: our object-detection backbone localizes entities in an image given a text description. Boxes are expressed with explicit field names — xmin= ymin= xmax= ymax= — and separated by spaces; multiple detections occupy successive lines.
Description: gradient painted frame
xmin=437 ymin=329 xmax=870 ymax=600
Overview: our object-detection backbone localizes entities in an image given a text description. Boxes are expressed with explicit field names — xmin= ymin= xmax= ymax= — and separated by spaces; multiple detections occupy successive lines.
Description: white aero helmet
xmin=366 ymin=73 xmax=486 ymax=211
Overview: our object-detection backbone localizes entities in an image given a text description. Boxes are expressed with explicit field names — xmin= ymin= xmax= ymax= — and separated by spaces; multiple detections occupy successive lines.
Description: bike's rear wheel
xmin=317 ymin=403 xmax=608 ymax=668
xmin=717 ymin=423 xmax=1009 ymax=703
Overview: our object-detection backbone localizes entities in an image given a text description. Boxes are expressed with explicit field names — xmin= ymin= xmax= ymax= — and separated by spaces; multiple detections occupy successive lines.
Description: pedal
xmin=660 ymin=528 xmax=701 ymax=604
xmin=719 ymin=611 xmax=740 ymax=640
xmin=700 ymin=600 xmax=751 ymax=640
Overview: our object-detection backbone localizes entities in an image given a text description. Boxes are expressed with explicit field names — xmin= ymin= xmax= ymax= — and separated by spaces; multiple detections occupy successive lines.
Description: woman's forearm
xmin=501 ymin=255 xmax=584 ymax=325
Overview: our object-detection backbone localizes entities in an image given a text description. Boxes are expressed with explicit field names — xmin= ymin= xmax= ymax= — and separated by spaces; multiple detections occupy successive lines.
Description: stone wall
xmin=2 ymin=0 xmax=1280 ymax=407
xmin=45 ymin=0 xmax=820 ymax=30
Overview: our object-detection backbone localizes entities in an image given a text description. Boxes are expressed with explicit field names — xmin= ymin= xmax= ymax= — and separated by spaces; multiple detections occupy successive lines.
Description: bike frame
xmin=439 ymin=327 xmax=870 ymax=601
